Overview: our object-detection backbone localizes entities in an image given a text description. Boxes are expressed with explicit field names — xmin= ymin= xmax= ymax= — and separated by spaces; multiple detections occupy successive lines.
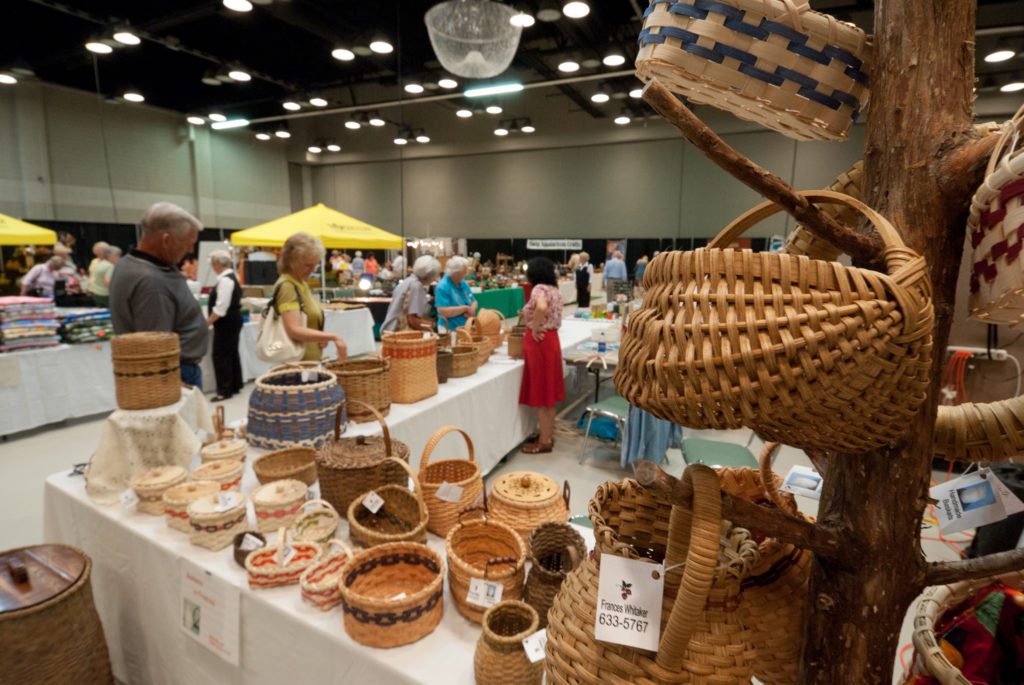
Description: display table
xmin=473 ymin=287 xmax=525 ymax=318
xmin=558 ymin=279 xmax=576 ymax=304
xmin=333 ymin=298 xmax=392 ymax=340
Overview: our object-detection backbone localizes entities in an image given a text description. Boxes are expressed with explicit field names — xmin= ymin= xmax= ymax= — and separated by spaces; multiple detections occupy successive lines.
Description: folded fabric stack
xmin=0 ymin=296 xmax=61 ymax=353
xmin=57 ymin=307 xmax=113 ymax=344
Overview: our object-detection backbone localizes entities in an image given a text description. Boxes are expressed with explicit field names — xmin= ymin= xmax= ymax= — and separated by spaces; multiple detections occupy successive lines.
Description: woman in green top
xmin=275 ymin=232 xmax=348 ymax=362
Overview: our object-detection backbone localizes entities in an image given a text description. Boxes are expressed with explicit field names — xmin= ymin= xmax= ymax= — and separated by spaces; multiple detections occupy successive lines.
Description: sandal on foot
xmin=522 ymin=441 xmax=553 ymax=454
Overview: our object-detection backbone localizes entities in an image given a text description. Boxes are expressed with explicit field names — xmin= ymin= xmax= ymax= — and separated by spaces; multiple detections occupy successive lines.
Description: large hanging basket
xmin=616 ymin=190 xmax=934 ymax=454
xmin=523 ymin=522 xmax=585 ymax=629
xmin=636 ymin=0 xmax=870 ymax=142
xmin=247 ymin=368 xmax=344 ymax=449
xmin=934 ymin=394 xmax=1024 ymax=464
xmin=488 ymin=472 xmax=570 ymax=541
xmin=110 ymin=332 xmax=181 ymax=410
xmin=445 ymin=515 xmax=527 ymax=625
xmin=347 ymin=457 xmax=429 ymax=548
xmin=323 ymin=356 xmax=391 ymax=422
xmin=418 ymin=426 xmax=485 ymax=537
xmin=381 ymin=330 xmax=439 ymax=404
xmin=474 ymin=601 xmax=543 ymax=685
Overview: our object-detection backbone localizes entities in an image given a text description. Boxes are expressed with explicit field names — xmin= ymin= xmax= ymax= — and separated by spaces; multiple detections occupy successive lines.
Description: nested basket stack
xmin=418 ymin=426 xmax=485 ymax=537
xmin=348 ymin=457 xmax=429 ymax=548
xmin=251 ymin=479 xmax=308 ymax=533
xmin=381 ymin=330 xmax=439 ymax=404
xmin=636 ymin=0 xmax=871 ymax=142
xmin=244 ymin=529 xmax=322 ymax=590
xmin=253 ymin=447 xmax=318 ymax=486
xmin=299 ymin=539 xmax=355 ymax=611
xmin=615 ymin=190 xmax=935 ymax=454
xmin=323 ymin=356 xmax=391 ymax=422
xmin=110 ymin=332 xmax=181 ymax=410
xmin=247 ymin=368 xmax=344 ymax=449
xmin=187 ymin=492 xmax=248 ymax=551
xmin=523 ymin=522 xmax=585 ymax=629
xmin=162 ymin=480 xmax=219 ymax=533
xmin=474 ymin=601 xmax=544 ymax=685
xmin=445 ymin=515 xmax=527 ymax=625
xmin=488 ymin=472 xmax=570 ymax=541
xmin=449 ymin=345 xmax=479 ymax=378
xmin=293 ymin=499 xmax=341 ymax=544
xmin=317 ymin=403 xmax=411 ymax=514
xmin=192 ymin=458 xmax=244 ymax=492
xmin=130 ymin=465 xmax=187 ymax=515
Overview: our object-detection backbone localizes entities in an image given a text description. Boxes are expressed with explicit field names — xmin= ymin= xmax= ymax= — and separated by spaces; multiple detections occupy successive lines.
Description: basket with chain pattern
xmin=445 ymin=511 xmax=527 ymax=625
xmin=380 ymin=330 xmax=439 ymax=404
xmin=110 ymin=332 xmax=181 ymax=410
xmin=323 ymin=356 xmax=391 ymax=422
xmin=187 ymin=491 xmax=248 ymax=551
xmin=244 ymin=528 xmax=322 ymax=590
xmin=247 ymin=368 xmax=344 ymax=449
xmin=418 ymin=426 xmax=485 ymax=537
xmin=616 ymin=190 xmax=934 ymax=453
xmin=474 ymin=601 xmax=544 ymax=685
xmin=523 ymin=522 xmax=585 ymax=629
xmin=348 ymin=457 xmax=429 ymax=548
xmin=299 ymin=539 xmax=356 ymax=611
xmin=162 ymin=480 xmax=220 ymax=533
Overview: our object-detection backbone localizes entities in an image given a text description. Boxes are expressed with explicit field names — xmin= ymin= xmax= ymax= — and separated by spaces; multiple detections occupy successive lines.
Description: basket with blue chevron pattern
xmin=637 ymin=0 xmax=870 ymax=142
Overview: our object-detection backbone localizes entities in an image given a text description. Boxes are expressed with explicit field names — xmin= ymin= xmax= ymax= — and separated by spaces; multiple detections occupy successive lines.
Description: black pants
xmin=577 ymin=286 xmax=591 ymax=308
xmin=212 ymin=316 xmax=243 ymax=396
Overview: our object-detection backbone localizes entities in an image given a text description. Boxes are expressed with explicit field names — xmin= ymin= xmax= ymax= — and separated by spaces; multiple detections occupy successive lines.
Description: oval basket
xmin=474 ymin=601 xmax=543 ymax=685
xmin=445 ymin=515 xmax=527 ymax=625
xmin=200 ymin=439 xmax=247 ymax=464
xmin=162 ymin=480 xmax=220 ymax=533
xmin=418 ymin=426 xmax=485 ymax=537
xmin=251 ymin=478 xmax=308 ymax=533
xmin=110 ymin=332 xmax=181 ymax=410
xmin=489 ymin=472 xmax=570 ymax=542
xmin=323 ymin=356 xmax=391 ymax=422
xmin=130 ymin=465 xmax=187 ymax=516
xmin=293 ymin=499 xmax=341 ymax=544
xmin=299 ymin=539 xmax=356 ymax=611
xmin=192 ymin=459 xmax=244 ymax=492
xmin=247 ymin=368 xmax=344 ymax=450
xmin=253 ymin=447 xmax=318 ymax=486
xmin=244 ymin=529 xmax=322 ymax=590
xmin=347 ymin=457 xmax=429 ymax=548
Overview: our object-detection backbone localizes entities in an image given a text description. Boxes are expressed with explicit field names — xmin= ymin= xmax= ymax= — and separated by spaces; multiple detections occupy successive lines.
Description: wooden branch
xmin=924 ymin=547 xmax=1024 ymax=587
xmin=937 ymin=127 xmax=1002 ymax=201
xmin=634 ymin=461 xmax=845 ymax=562
xmin=642 ymin=79 xmax=883 ymax=261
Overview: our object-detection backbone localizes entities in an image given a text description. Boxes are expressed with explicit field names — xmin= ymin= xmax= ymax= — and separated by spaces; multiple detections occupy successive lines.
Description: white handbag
xmin=255 ymin=284 xmax=307 ymax=364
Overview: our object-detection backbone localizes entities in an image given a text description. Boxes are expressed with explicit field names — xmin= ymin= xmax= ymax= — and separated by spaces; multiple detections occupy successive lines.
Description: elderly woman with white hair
xmin=381 ymin=255 xmax=441 ymax=332
xmin=434 ymin=255 xmax=479 ymax=330
xmin=206 ymin=250 xmax=243 ymax=401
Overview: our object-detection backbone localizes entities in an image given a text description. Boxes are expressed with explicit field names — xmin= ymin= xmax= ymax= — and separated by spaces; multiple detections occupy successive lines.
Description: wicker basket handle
xmin=343 ymin=399 xmax=393 ymax=456
xmin=332 ymin=404 xmax=346 ymax=442
xmin=483 ymin=556 xmax=517 ymax=579
xmin=985 ymin=104 xmax=1024 ymax=177
xmin=458 ymin=489 xmax=489 ymax=522
xmin=299 ymin=498 xmax=339 ymax=517
xmin=419 ymin=425 xmax=476 ymax=471
xmin=758 ymin=443 xmax=800 ymax=517
xmin=564 ymin=544 xmax=580 ymax=572
xmin=377 ymin=456 xmax=427 ymax=513
xmin=326 ymin=538 xmax=354 ymax=559
xmin=214 ymin=405 xmax=225 ymax=438
xmin=455 ymin=328 xmax=474 ymax=344
xmin=562 ymin=480 xmax=571 ymax=511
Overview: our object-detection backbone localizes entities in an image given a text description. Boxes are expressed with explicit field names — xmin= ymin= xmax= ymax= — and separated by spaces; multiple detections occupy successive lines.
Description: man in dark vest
xmin=206 ymin=250 xmax=243 ymax=401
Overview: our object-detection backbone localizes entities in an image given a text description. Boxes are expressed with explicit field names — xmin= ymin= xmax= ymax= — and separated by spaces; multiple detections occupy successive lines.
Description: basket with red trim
xmin=245 ymin=528 xmax=322 ymax=590
xmin=251 ymin=478 xmax=308 ymax=533
xmin=300 ymin=539 xmax=356 ymax=611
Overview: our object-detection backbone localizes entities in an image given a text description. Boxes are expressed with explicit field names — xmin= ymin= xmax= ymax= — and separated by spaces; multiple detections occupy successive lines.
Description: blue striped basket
xmin=636 ymin=0 xmax=870 ymax=141
xmin=247 ymin=369 xmax=345 ymax=450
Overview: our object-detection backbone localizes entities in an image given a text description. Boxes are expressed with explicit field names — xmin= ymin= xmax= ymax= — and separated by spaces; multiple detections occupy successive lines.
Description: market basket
xmin=449 ymin=345 xmax=479 ymax=378
xmin=380 ymin=330 xmax=439 ymax=404
xmin=488 ymin=472 xmax=570 ymax=541
xmin=464 ymin=309 xmax=508 ymax=351
xmin=323 ymin=356 xmax=391 ymax=422
xmin=348 ymin=457 xmax=429 ymax=548
xmin=191 ymin=459 xmax=243 ymax=492
xmin=130 ymin=465 xmax=187 ymax=515
xmin=110 ymin=332 xmax=181 ymax=410
xmin=293 ymin=499 xmax=341 ymax=544
xmin=615 ymin=190 xmax=934 ymax=454
xmin=445 ymin=514 xmax=527 ymax=625
xmin=317 ymin=403 xmax=411 ymax=514
xmin=474 ymin=600 xmax=543 ymax=685
xmin=253 ymin=447 xmax=318 ymax=486
xmin=338 ymin=542 xmax=445 ymax=648
xmin=162 ymin=480 xmax=219 ymax=533
xmin=244 ymin=528 xmax=322 ymax=590
xmin=523 ymin=522 xmax=585 ymax=629
xmin=300 ymin=539 xmax=356 ymax=611
xmin=251 ymin=478 xmax=308 ymax=533
xmin=418 ymin=426 xmax=485 ymax=537
xmin=457 ymin=329 xmax=491 ymax=366
xmin=636 ymin=0 xmax=870 ymax=142
xmin=187 ymin=492 xmax=248 ymax=551
xmin=247 ymin=368 xmax=344 ymax=449
xmin=436 ymin=348 xmax=453 ymax=384
xmin=200 ymin=438 xmax=247 ymax=464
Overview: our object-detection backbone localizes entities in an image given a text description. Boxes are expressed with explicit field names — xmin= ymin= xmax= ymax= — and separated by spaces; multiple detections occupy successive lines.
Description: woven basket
xmin=418 ymin=426 xmax=485 ymax=537
xmin=251 ymin=478 xmax=308 ymax=533
xmin=244 ymin=528 xmax=322 ymax=590
xmin=247 ymin=368 xmax=344 ymax=449
xmin=636 ymin=0 xmax=870 ymax=142
xmin=339 ymin=542 xmax=445 ymax=648
xmin=616 ymin=190 xmax=934 ymax=454
xmin=348 ymin=457 xmax=429 ymax=548
xmin=253 ymin=447 xmax=318 ymax=486
xmin=436 ymin=349 xmax=453 ymax=384
xmin=317 ymin=403 xmax=412 ymax=514
xmin=474 ymin=601 xmax=544 ymax=685
xmin=934 ymin=394 xmax=1024 ymax=464
xmin=457 ymin=329 xmax=492 ymax=367
xmin=969 ymin=105 xmax=1024 ymax=324
xmin=188 ymin=492 xmax=248 ymax=551
xmin=162 ymin=480 xmax=219 ymax=533
xmin=130 ymin=465 xmax=187 ymax=515
xmin=200 ymin=439 xmax=247 ymax=464
xmin=465 ymin=309 xmax=508 ymax=351
xmin=783 ymin=160 xmax=863 ymax=262
xmin=445 ymin=515 xmax=527 ymax=625
xmin=449 ymin=345 xmax=479 ymax=378
xmin=300 ymin=539 xmax=356 ymax=611
xmin=324 ymin=356 xmax=391 ymax=422
xmin=489 ymin=472 xmax=570 ymax=541
xmin=232 ymin=531 xmax=266 ymax=567
xmin=110 ymin=332 xmax=181 ymax=410
xmin=524 ymin=522 xmax=585 ymax=629
xmin=381 ymin=330 xmax=439 ymax=404
xmin=507 ymin=328 xmax=524 ymax=360
xmin=191 ymin=459 xmax=243 ymax=492
xmin=294 ymin=499 xmax=341 ymax=544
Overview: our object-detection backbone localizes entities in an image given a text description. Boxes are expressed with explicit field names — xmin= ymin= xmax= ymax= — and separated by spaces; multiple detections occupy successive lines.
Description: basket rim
xmin=445 ymin=518 xmax=526 ymax=581
xmin=481 ymin=600 xmax=539 ymax=646
xmin=254 ymin=368 xmax=339 ymax=392
xmin=338 ymin=542 xmax=444 ymax=607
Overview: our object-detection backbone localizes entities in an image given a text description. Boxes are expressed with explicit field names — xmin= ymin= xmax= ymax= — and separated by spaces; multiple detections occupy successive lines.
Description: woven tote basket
xmin=474 ymin=601 xmax=544 ymax=685
xmin=381 ymin=330 xmax=439 ymax=404
xmin=251 ymin=478 xmax=308 ymax=533
xmin=489 ymin=472 xmax=570 ymax=541
xmin=293 ymin=499 xmax=341 ymax=544
xmin=244 ymin=528 xmax=322 ymax=590
xmin=200 ymin=438 xmax=247 ymax=464
xmin=457 ymin=329 xmax=492 ymax=366
xmin=188 ymin=492 xmax=248 ymax=551
xmin=253 ymin=446 xmax=318 ymax=486
xmin=110 ymin=332 xmax=181 ymax=410
xmin=507 ymin=328 xmax=524 ymax=360
xmin=465 ymin=309 xmax=508 ymax=351
xmin=636 ymin=0 xmax=870 ymax=142
xmin=934 ymin=394 xmax=1024 ymax=464
xmin=418 ymin=426 xmax=485 ymax=537
xmin=450 ymin=345 xmax=479 ymax=378
xmin=436 ymin=349 xmax=453 ymax=384
xmin=323 ymin=356 xmax=391 ymax=421
xmin=616 ymin=190 xmax=934 ymax=453
xmin=162 ymin=480 xmax=219 ymax=533
xmin=247 ymin=368 xmax=344 ymax=449
xmin=191 ymin=458 xmax=244 ymax=492
xmin=339 ymin=542 xmax=445 ymax=648
xmin=317 ymin=403 xmax=412 ymax=514
xmin=130 ymin=465 xmax=187 ymax=515
xmin=348 ymin=457 xmax=429 ymax=548
xmin=299 ymin=539 xmax=356 ymax=611
xmin=523 ymin=522 xmax=586 ymax=629
xmin=445 ymin=515 xmax=527 ymax=625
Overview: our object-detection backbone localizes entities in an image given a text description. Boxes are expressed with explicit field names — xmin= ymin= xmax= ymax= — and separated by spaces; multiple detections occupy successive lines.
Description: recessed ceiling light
xmin=603 ymin=53 xmax=625 ymax=67
xmin=629 ymin=88 xmax=643 ymax=98
xmin=216 ymin=73 xmax=235 ymax=83
xmin=591 ymin=91 xmax=610 ymax=103
xmin=308 ymin=146 xmax=322 ymax=154
xmin=282 ymin=101 xmax=301 ymax=111
xmin=464 ymin=83 xmax=523 ymax=97
xmin=123 ymin=91 xmax=145 ymax=103
xmin=186 ymin=116 xmax=206 ymax=125
xmin=113 ymin=31 xmax=141 ymax=46
xmin=85 ymin=41 xmax=113 ymax=55
xmin=521 ymin=124 xmax=535 ymax=133
xmin=456 ymin=109 xmax=473 ymax=118
xmin=309 ymin=97 xmax=328 ymax=107
xmin=405 ymin=83 xmax=424 ymax=94
xmin=202 ymin=75 xmax=222 ymax=86
xmin=494 ymin=127 xmax=509 ymax=136
xmin=486 ymin=104 xmax=503 ymax=114
xmin=331 ymin=47 xmax=355 ymax=61
xmin=0 ymin=74 xmax=17 ymax=85
xmin=222 ymin=0 xmax=253 ymax=12
xmin=394 ymin=136 xmax=408 ymax=145
xmin=416 ymin=134 xmax=430 ymax=143
xmin=536 ymin=5 xmax=561 ymax=22
xmin=255 ymin=132 xmax=271 ymax=141
xmin=345 ymin=120 xmax=361 ymax=130
xmin=510 ymin=11 xmax=535 ymax=28
xmin=370 ymin=39 xmax=394 ymax=55
xmin=614 ymin=115 xmax=631 ymax=125
xmin=228 ymin=69 xmax=251 ymax=82
xmin=275 ymin=130 xmax=291 ymax=139
xmin=438 ymin=78 xmax=458 ymax=89
xmin=208 ymin=113 xmax=227 ymax=122
xmin=563 ymin=2 xmax=590 ymax=19
xmin=326 ymin=144 xmax=341 ymax=152
xmin=211 ymin=118 xmax=249 ymax=130
xmin=1001 ymin=81 xmax=1024 ymax=93
xmin=558 ymin=60 xmax=580 ymax=73
xmin=985 ymin=49 xmax=1016 ymax=63
xmin=368 ymin=116 xmax=386 ymax=127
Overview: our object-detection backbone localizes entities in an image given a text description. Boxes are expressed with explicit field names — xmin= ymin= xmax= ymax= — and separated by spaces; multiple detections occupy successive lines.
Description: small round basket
xmin=474 ymin=601 xmax=543 ymax=685
xmin=162 ymin=480 xmax=220 ymax=532
xmin=232 ymin=531 xmax=267 ymax=568
xmin=347 ymin=457 xmax=428 ymax=548
xmin=251 ymin=479 xmax=308 ymax=533
xmin=130 ymin=465 xmax=187 ymax=515
xmin=200 ymin=439 xmax=247 ymax=464
xmin=445 ymin=515 xmax=527 ymax=625
xmin=293 ymin=499 xmax=341 ymax=544
xmin=299 ymin=539 xmax=356 ymax=611
xmin=489 ymin=472 xmax=570 ymax=541
xmin=449 ymin=345 xmax=479 ymax=378
xmin=253 ymin=447 xmax=318 ymax=486
xmin=191 ymin=459 xmax=244 ymax=492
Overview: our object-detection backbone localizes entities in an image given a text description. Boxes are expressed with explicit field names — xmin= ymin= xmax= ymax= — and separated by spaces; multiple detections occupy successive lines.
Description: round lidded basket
xmin=110 ymin=332 xmax=181 ymax=410
xmin=347 ymin=457 xmax=429 ymax=548
xmin=244 ymin=528 xmax=322 ymax=590
xmin=524 ymin=522 xmax=585 ymax=629
xmin=191 ymin=458 xmax=244 ymax=492
xmin=200 ymin=439 xmax=247 ymax=464
xmin=474 ymin=600 xmax=543 ymax=685
xmin=130 ymin=465 xmax=188 ymax=515
xmin=445 ymin=516 xmax=527 ymax=625
xmin=187 ymin=492 xmax=248 ymax=551
xmin=489 ymin=472 xmax=570 ymax=541
xmin=251 ymin=478 xmax=308 ymax=533
xmin=293 ymin=499 xmax=341 ymax=544
xmin=299 ymin=539 xmax=355 ymax=611
xmin=418 ymin=426 xmax=484 ymax=537
xmin=449 ymin=345 xmax=479 ymax=378
xmin=323 ymin=357 xmax=391 ymax=422
xmin=247 ymin=368 xmax=344 ymax=450
xmin=162 ymin=480 xmax=220 ymax=532
xmin=253 ymin=447 xmax=318 ymax=486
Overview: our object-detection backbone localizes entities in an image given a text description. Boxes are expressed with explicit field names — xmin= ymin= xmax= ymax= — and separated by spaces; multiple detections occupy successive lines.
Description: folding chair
xmin=578 ymin=395 xmax=629 ymax=465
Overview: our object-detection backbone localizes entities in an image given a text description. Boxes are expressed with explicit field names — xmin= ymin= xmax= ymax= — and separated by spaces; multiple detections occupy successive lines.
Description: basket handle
xmin=458 ymin=490 xmax=488 ymax=521
xmin=214 ymin=405 xmax=225 ymax=438
xmin=455 ymin=328 xmax=473 ymax=343
xmin=483 ymin=556 xmax=517 ymax=579
xmin=758 ymin=442 xmax=800 ymax=517
xmin=347 ymin=399 xmax=393 ymax=457
xmin=299 ymin=498 xmax=339 ymax=517
xmin=985 ymin=104 xmax=1024 ymax=177
xmin=562 ymin=480 xmax=571 ymax=512
xmin=376 ymin=457 xmax=426 ymax=512
xmin=419 ymin=425 xmax=476 ymax=472
xmin=564 ymin=544 xmax=581 ymax=573
xmin=326 ymin=538 xmax=354 ymax=559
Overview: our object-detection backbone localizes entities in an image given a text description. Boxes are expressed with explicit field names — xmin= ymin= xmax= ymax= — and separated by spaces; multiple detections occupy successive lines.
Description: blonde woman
xmin=273 ymin=232 xmax=347 ymax=362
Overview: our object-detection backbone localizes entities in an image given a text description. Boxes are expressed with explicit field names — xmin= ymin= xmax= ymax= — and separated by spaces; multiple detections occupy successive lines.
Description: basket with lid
xmin=474 ymin=600 xmax=543 ymax=685
xmin=191 ymin=458 xmax=243 ymax=492
xmin=110 ymin=331 xmax=181 ymax=410
xmin=489 ymin=471 xmax=570 ymax=541
xmin=244 ymin=528 xmax=322 ymax=590
xmin=445 ymin=512 xmax=527 ymax=625
xmin=253 ymin=446 xmax=317 ymax=486
xmin=130 ymin=465 xmax=188 ymax=515
xmin=316 ymin=403 xmax=411 ymax=514
xmin=247 ymin=367 xmax=344 ymax=449
xmin=162 ymin=480 xmax=220 ymax=532
xmin=323 ymin=356 xmax=391 ymax=422
xmin=418 ymin=426 xmax=484 ymax=537
xmin=200 ymin=438 xmax=246 ymax=464
xmin=348 ymin=457 xmax=429 ymax=548
xmin=187 ymin=491 xmax=248 ymax=551
xmin=300 ymin=539 xmax=356 ymax=611
xmin=251 ymin=478 xmax=308 ymax=533
xmin=293 ymin=499 xmax=341 ymax=544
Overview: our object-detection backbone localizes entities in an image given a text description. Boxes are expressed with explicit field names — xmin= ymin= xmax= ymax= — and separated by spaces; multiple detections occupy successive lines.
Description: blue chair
xmin=680 ymin=435 xmax=758 ymax=469
xmin=578 ymin=395 xmax=630 ymax=465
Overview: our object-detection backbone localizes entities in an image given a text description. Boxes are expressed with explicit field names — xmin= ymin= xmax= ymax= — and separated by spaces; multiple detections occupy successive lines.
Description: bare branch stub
xmin=923 ymin=547 xmax=1024 ymax=587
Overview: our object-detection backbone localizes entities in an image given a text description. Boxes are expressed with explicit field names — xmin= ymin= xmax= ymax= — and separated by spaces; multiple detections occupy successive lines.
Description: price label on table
xmin=522 ymin=628 xmax=548 ymax=663
xmin=362 ymin=491 xmax=384 ymax=514
xmin=238 ymin=533 xmax=264 ymax=553
xmin=466 ymin=577 xmax=503 ymax=608
xmin=436 ymin=481 xmax=464 ymax=503
xmin=120 ymin=489 xmax=139 ymax=509
xmin=594 ymin=555 xmax=663 ymax=651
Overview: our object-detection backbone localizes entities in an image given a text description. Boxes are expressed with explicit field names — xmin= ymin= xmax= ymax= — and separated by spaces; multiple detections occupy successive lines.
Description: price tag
xmin=930 ymin=469 xmax=1008 ymax=535
xmin=238 ymin=533 xmax=264 ymax=553
xmin=120 ymin=489 xmax=139 ymax=509
xmin=994 ymin=475 xmax=1024 ymax=516
xmin=227 ymin=418 xmax=246 ymax=431
xmin=214 ymin=492 xmax=238 ymax=513
xmin=301 ymin=370 xmax=312 ymax=382
xmin=436 ymin=481 xmax=464 ymax=503
xmin=307 ymin=482 xmax=320 ymax=500
xmin=780 ymin=465 xmax=823 ymax=500
xmin=522 ymin=629 xmax=547 ymax=664
xmin=278 ymin=540 xmax=296 ymax=566
xmin=466 ymin=577 xmax=503 ymax=608
xmin=196 ymin=429 xmax=209 ymax=443
xmin=594 ymin=554 xmax=663 ymax=651
xmin=363 ymin=491 xmax=385 ymax=514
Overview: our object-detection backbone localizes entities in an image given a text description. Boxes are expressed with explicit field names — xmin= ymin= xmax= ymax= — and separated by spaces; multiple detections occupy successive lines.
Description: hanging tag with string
xmin=930 ymin=466 xmax=1010 ymax=535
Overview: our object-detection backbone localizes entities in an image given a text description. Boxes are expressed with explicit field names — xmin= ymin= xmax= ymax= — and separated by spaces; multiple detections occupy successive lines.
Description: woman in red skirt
xmin=519 ymin=257 xmax=565 ymax=454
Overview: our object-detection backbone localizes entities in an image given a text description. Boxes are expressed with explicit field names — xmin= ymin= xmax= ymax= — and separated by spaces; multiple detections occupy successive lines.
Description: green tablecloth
xmin=474 ymin=287 xmax=525 ymax=319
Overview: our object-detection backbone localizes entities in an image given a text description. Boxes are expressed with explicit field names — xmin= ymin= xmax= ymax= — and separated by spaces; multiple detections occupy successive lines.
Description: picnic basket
xmin=323 ymin=356 xmax=391 ymax=421
xmin=474 ymin=601 xmax=543 ymax=685
xmin=348 ymin=457 xmax=429 ymax=548
xmin=300 ymin=539 xmax=356 ymax=611
xmin=445 ymin=513 xmax=527 ymax=625
xmin=418 ymin=426 xmax=485 ymax=537
xmin=247 ymin=368 xmax=344 ymax=449
xmin=130 ymin=465 xmax=187 ymax=515
xmin=162 ymin=480 xmax=219 ymax=533
xmin=110 ymin=332 xmax=181 ymax=410
xmin=380 ymin=330 xmax=438 ymax=404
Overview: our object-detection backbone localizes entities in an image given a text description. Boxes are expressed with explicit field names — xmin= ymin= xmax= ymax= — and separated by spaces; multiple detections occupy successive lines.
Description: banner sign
xmin=527 ymin=239 xmax=582 ymax=250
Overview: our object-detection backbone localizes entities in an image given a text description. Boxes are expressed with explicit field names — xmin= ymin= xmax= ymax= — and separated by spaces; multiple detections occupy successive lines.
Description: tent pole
xmin=321 ymin=252 xmax=327 ymax=301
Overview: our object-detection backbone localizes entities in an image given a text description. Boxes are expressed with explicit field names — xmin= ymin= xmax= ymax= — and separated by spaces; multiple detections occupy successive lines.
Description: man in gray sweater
xmin=109 ymin=202 xmax=209 ymax=388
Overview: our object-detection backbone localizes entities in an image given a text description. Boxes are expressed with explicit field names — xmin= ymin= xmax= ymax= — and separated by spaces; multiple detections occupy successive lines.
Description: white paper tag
xmin=594 ymin=555 xmax=663 ymax=651
xmin=522 ymin=629 xmax=548 ymax=663
xmin=930 ymin=469 xmax=1008 ymax=535
xmin=196 ymin=429 xmax=209 ymax=443
xmin=780 ymin=465 xmax=824 ymax=500
xmin=278 ymin=543 xmax=296 ymax=566
xmin=227 ymin=418 xmax=246 ymax=431
xmin=466 ymin=577 xmax=504 ymax=608
xmin=301 ymin=370 xmax=312 ymax=382
xmin=436 ymin=481 xmax=464 ymax=503
xmin=120 ymin=489 xmax=139 ymax=509
xmin=238 ymin=533 xmax=264 ymax=553
xmin=363 ymin=491 xmax=385 ymax=514
xmin=992 ymin=473 xmax=1024 ymax=516
xmin=214 ymin=492 xmax=238 ymax=513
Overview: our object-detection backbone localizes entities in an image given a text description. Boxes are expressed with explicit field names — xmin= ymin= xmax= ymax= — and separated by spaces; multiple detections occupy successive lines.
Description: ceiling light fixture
xmin=331 ymin=47 xmax=355 ymax=61
xmin=562 ymin=2 xmax=590 ymax=19
xmin=456 ymin=108 xmax=473 ymax=118
xmin=394 ymin=135 xmax=408 ymax=145
xmin=603 ymin=53 xmax=625 ymax=67
xmin=369 ymin=38 xmax=394 ymax=54
xmin=464 ymin=82 xmax=524 ymax=97
xmin=486 ymin=104 xmax=503 ymax=114
xmin=438 ymin=78 xmax=458 ymax=89
xmin=113 ymin=30 xmax=141 ymax=46
xmin=614 ymin=114 xmax=631 ymax=125
xmin=591 ymin=88 xmax=610 ymax=104
xmin=282 ymin=101 xmax=301 ymax=111
xmin=308 ymin=145 xmax=322 ymax=154
xmin=255 ymin=132 xmax=271 ymax=141
xmin=494 ymin=127 xmax=509 ymax=136
xmin=345 ymin=118 xmax=361 ymax=130
xmin=85 ymin=41 xmax=113 ymax=55
xmin=208 ymin=113 xmax=227 ymax=122
xmin=510 ymin=9 xmax=536 ymax=28
xmin=309 ymin=97 xmax=329 ymax=107
xmin=536 ymin=0 xmax=562 ymax=22
xmin=275 ymin=129 xmax=291 ymax=139
xmin=368 ymin=113 xmax=386 ymax=127
xmin=186 ymin=116 xmax=206 ymax=125
xmin=222 ymin=0 xmax=253 ymax=12
xmin=405 ymin=83 xmax=425 ymax=94
xmin=211 ymin=118 xmax=250 ymax=130
xmin=629 ymin=88 xmax=643 ymax=98
xmin=0 ymin=74 xmax=17 ymax=85
xmin=326 ymin=143 xmax=341 ymax=152
xmin=985 ymin=49 xmax=1017 ymax=63
xmin=521 ymin=123 xmax=535 ymax=133
xmin=558 ymin=60 xmax=580 ymax=73
xmin=228 ymin=68 xmax=251 ymax=82
xmin=123 ymin=91 xmax=145 ymax=103
xmin=1001 ymin=81 xmax=1024 ymax=93
xmin=416 ymin=133 xmax=430 ymax=144
xmin=201 ymin=71 xmax=223 ymax=86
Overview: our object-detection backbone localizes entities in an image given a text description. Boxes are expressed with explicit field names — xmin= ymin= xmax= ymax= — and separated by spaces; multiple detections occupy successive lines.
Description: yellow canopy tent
xmin=229 ymin=204 xmax=402 ymax=250
xmin=0 ymin=213 xmax=57 ymax=246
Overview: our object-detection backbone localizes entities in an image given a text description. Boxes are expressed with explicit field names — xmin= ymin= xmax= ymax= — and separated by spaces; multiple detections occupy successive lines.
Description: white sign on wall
xmin=527 ymin=239 xmax=583 ymax=250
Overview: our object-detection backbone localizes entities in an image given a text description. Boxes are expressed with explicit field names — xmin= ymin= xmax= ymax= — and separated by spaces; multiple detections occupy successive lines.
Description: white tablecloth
xmin=558 ymin=279 xmax=576 ymax=304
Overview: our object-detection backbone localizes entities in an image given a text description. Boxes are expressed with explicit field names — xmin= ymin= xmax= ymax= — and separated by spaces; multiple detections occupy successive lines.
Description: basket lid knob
xmin=356 ymin=435 xmax=367 ymax=445
xmin=519 ymin=475 xmax=532 ymax=489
